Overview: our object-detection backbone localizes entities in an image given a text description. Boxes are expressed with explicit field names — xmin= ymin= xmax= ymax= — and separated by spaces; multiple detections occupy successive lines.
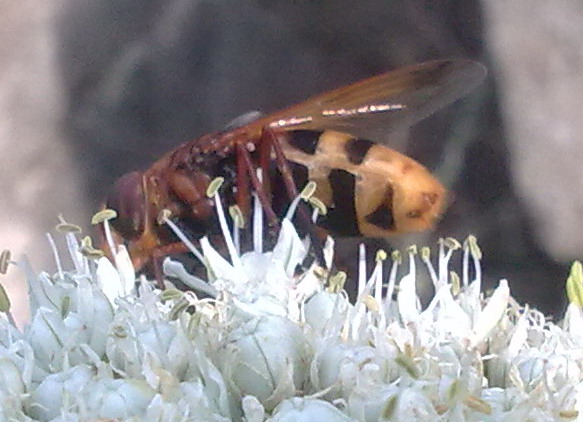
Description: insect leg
xmin=260 ymin=127 xmax=326 ymax=266
xmin=258 ymin=126 xmax=273 ymax=199
xmin=235 ymin=141 xmax=279 ymax=228
xmin=261 ymin=127 xmax=300 ymax=200
xmin=150 ymin=241 xmax=195 ymax=289
xmin=236 ymin=142 xmax=251 ymax=218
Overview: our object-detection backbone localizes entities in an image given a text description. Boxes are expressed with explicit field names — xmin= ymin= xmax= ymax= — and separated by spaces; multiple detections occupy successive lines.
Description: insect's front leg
xmin=134 ymin=169 xmax=214 ymax=288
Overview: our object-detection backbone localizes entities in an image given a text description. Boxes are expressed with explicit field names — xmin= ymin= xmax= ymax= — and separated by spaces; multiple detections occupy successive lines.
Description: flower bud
xmin=217 ymin=315 xmax=310 ymax=412
xmin=269 ymin=397 xmax=354 ymax=421
xmin=26 ymin=308 xmax=70 ymax=372
xmin=304 ymin=291 xmax=351 ymax=334
xmin=26 ymin=365 xmax=92 ymax=421
xmin=82 ymin=378 xmax=155 ymax=419
xmin=0 ymin=357 xmax=25 ymax=418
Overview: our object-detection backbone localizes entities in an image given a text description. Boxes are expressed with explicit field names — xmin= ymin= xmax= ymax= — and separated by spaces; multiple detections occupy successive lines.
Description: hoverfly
xmin=104 ymin=59 xmax=486 ymax=274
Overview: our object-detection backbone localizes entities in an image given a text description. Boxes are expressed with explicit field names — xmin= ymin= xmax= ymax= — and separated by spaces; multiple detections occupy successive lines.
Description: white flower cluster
xmin=1 ymin=204 xmax=583 ymax=421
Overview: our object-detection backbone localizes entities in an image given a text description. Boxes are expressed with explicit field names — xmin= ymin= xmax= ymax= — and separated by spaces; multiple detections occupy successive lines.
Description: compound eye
xmin=105 ymin=171 xmax=146 ymax=240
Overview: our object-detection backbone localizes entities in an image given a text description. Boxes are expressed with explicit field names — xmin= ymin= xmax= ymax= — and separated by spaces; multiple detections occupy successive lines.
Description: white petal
xmin=113 ymin=245 xmax=136 ymax=296
xmin=96 ymin=257 xmax=123 ymax=304
xmin=470 ymin=279 xmax=510 ymax=347
xmin=201 ymin=237 xmax=247 ymax=284
xmin=75 ymin=278 xmax=114 ymax=355
xmin=271 ymin=219 xmax=307 ymax=277
xmin=82 ymin=378 xmax=155 ymax=419
xmin=304 ymin=291 xmax=350 ymax=334
xmin=26 ymin=308 xmax=69 ymax=372
xmin=26 ymin=365 xmax=92 ymax=421
xmin=0 ymin=357 xmax=25 ymax=397
xmin=163 ymin=258 xmax=218 ymax=297
xmin=242 ymin=395 xmax=265 ymax=422
xmin=425 ymin=285 xmax=471 ymax=340
xmin=563 ymin=303 xmax=583 ymax=338
xmin=397 ymin=273 xmax=420 ymax=324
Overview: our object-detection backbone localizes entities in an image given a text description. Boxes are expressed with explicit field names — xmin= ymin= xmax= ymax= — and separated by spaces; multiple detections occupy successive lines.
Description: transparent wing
xmin=242 ymin=59 xmax=486 ymax=141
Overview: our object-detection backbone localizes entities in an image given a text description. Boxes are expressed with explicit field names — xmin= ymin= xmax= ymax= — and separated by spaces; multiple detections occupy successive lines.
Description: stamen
xmin=463 ymin=238 xmax=470 ymax=288
xmin=444 ymin=237 xmax=462 ymax=250
xmin=208 ymin=178 xmax=244 ymax=271
xmin=206 ymin=177 xmax=224 ymax=197
xmin=467 ymin=235 xmax=482 ymax=287
xmin=46 ymin=233 xmax=63 ymax=280
xmin=323 ymin=236 xmax=335 ymax=270
xmin=358 ymin=243 xmax=366 ymax=297
xmin=311 ymin=208 xmax=318 ymax=224
xmin=253 ymin=170 xmax=264 ymax=254
xmin=559 ymin=410 xmax=579 ymax=419
xmin=396 ymin=246 xmax=419 ymax=324
xmin=79 ymin=236 xmax=105 ymax=260
xmin=308 ymin=196 xmax=327 ymax=223
xmin=0 ymin=250 xmax=12 ymax=274
xmin=229 ymin=205 xmax=245 ymax=254
xmin=252 ymin=192 xmax=263 ymax=254
xmin=373 ymin=250 xmax=387 ymax=302
xmin=65 ymin=231 xmax=85 ymax=276
xmin=0 ymin=283 xmax=15 ymax=326
xmin=56 ymin=215 xmax=86 ymax=275
xmin=0 ymin=282 xmax=10 ymax=312
xmin=327 ymin=271 xmax=346 ymax=293
xmin=91 ymin=209 xmax=118 ymax=224
xmin=463 ymin=395 xmax=492 ymax=415
xmin=406 ymin=245 xmax=417 ymax=282
xmin=463 ymin=235 xmax=482 ymax=289
xmin=363 ymin=295 xmax=378 ymax=312
xmin=157 ymin=209 xmax=205 ymax=266
xmin=55 ymin=222 xmax=82 ymax=234
xmin=439 ymin=238 xmax=460 ymax=287
xmin=420 ymin=246 xmax=438 ymax=289
xmin=450 ymin=271 xmax=461 ymax=295
xmin=91 ymin=209 xmax=118 ymax=263
xmin=300 ymin=181 xmax=317 ymax=200
xmin=285 ymin=181 xmax=317 ymax=221
xmin=385 ymin=250 xmax=401 ymax=306
xmin=566 ymin=261 xmax=583 ymax=307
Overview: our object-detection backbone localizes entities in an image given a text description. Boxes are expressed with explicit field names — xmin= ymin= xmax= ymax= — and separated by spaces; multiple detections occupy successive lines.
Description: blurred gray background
xmin=3 ymin=0 xmax=582 ymax=324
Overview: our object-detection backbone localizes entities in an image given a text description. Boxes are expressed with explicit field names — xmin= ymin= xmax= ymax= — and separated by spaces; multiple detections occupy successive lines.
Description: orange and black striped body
xmin=106 ymin=128 xmax=446 ymax=270
xmin=279 ymin=129 xmax=446 ymax=237
xmin=103 ymin=59 xmax=485 ymax=273
xmin=142 ymin=127 xmax=447 ymax=239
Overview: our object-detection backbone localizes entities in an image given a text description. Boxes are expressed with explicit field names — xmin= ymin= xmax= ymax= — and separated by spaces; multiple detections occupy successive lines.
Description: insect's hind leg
xmin=235 ymin=140 xmax=279 ymax=229
xmin=259 ymin=127 xmax=327 ymax=267
xmin=259 ymin=127 xmax=299 ymax=200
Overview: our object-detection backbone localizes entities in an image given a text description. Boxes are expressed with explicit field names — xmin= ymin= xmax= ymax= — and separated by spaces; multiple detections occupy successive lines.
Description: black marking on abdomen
xmin=365 ymin=186 xmax=395 ymax=230
xmin=319 ymin=169 xmax=360 ymax=236
xmin=289 ymin=161 xmax=309 ymax=188
xmin=345 ymin=138 xmax=375 ymax=165
xmin=288 ymin=130 xmax=322 ymax=155
xmin=270 ymin=161 xmax=309 ymax=217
